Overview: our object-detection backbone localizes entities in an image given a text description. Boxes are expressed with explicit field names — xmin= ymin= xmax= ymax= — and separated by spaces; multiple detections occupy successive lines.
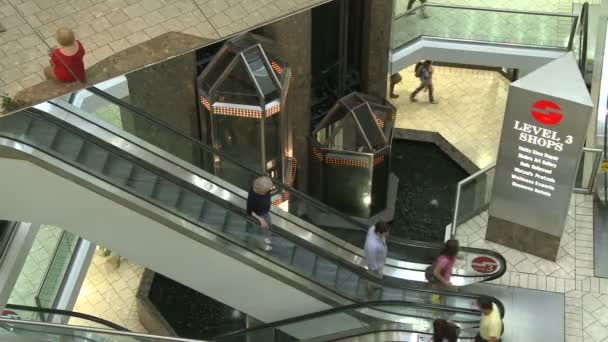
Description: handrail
xmin=394 ymin=3 xmax=578 ymax=20
xmin=12 ymin=108 xmax=502 ymax=308
xmin=451 ymin=147 xmax=603 ymax=237
xmin=78 ymin=87 xmax=508 ymax=282
xmin=394 ymin=3 xmax=579 ymax=51
xmin=213 ymin=300 xmax=482 ymax=340
xmin=81 ymin=87 xmax=428 ymax=251
xmin=578 ymin=3 xmax=590 ymax=74
xmin=4 ymin=304 xmax=130 ymax=332
xmin=0 ymin=317 xmax=206 ymax=341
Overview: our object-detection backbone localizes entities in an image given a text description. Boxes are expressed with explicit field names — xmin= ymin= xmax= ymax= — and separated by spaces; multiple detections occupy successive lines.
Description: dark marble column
xmin=256 ymin=11 xmax=312 ymax=193
xmin=122 ymin=51 xmax=202 ymax=166
xmin=486 ymin=216 xmax=561 ymax=261
xmin=360 ymin=0 xmax=394 ymax=99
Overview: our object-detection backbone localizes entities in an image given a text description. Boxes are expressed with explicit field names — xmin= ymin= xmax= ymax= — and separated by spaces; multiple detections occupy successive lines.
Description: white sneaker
xmin=264 ymin=238 xmax=272 ymax=245
xmin=263 ymin=244 xmax=273 ymax=251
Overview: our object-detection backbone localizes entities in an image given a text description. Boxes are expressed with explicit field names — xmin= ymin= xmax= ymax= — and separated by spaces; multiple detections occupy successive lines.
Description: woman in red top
xmin=43 ymin=27 xmax=86 ymax=83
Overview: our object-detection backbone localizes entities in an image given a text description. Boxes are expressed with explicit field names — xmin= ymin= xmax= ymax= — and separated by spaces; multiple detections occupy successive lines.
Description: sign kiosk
xmin=486 ymin=52 xmax=593 ymax=261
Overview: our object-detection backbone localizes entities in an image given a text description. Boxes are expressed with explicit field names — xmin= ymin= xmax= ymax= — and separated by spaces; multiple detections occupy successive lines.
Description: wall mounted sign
xmin=487 ymin=53 xmax=593 ymax=260
xmin=471 ymin=256 xmax=499 ymax=274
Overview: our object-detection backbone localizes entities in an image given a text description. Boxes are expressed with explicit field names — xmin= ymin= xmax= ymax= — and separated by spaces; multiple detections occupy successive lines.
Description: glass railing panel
xmin=454 ymin=167 xmax=495 ymax=227
xmin=392 ymin=5 xmax=577 ymax=50
xmin=0 ymin=318 xmax=204 ymax=342
xmin=35 ymin=231 xmax=79 ymax=312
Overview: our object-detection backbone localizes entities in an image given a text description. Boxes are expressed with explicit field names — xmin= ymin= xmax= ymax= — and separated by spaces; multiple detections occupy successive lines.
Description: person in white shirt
xmin=364 ymin=221 xmax=389 ymax=297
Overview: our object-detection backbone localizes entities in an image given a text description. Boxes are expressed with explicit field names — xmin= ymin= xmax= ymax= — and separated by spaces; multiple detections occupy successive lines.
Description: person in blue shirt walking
xmin=364 ymin=221 xmax=390 ymax=297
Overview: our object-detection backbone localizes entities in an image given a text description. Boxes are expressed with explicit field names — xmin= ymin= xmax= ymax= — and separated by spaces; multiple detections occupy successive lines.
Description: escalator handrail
xmin=83 ymin=88 xmax=405 ymax=243
xmin=578 ymin=2 xmax=589 ymax=74
xmin=0 ymin=316 xmax=207 ymax=342
xmin=82 ymin=87 xmax=506 ymax=277
xmin=4 ymin=304 xmax=130 ymax=331
xmin=55 ymin=95 xmax=507 ymax=282
xmin=4 ymin=109 xmax=504 ymax=318
xmin=394 ymin=2 xmax=579 ymax=20
xmin=213 ymin=300 xmax=484 ymax=340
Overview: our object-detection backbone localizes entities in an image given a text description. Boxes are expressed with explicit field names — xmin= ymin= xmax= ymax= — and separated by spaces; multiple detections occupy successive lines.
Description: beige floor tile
xmin=69 ymin=249 xmax=147 ymax=333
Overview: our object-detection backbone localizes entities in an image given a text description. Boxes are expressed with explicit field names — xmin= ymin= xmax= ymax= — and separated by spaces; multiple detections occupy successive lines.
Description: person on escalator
xmin=476 ymin=296 xmax=504 ymax=342
xmin=432 ymin=239 xmax=459 ymax=288
xmin=432 ymin=318 xmax=460 ymax=342
xmin=247 ymin=176 xmax=273 ymax=251
xmin=364 ymin=221 xmax=390 ymax=298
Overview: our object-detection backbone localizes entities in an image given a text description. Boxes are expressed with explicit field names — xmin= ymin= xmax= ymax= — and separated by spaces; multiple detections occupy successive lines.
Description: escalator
xmin=2 ymin=303 xmax=130 ymax=331
xmin=54 ymin=87 xmax=507 ymax=288
xmin=0 ymin=108 xmax=503 ymax=324
xmin=0 ymin=301 xmax=483 ymax=341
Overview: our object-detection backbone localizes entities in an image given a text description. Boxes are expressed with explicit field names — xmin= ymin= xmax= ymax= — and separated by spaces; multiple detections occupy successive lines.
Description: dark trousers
xmin=411 ymin=81 xmax=434 ymax=102
xmin=407 ymin=0 xmax=427 ymax=10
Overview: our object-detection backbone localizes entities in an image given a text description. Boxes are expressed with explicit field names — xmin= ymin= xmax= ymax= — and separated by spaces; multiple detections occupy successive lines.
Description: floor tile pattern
xmin=69 ymin=249 xmax=147 ymax=333
xmin=392 ymin=65 xmax=509 ymax=169
xmin=0 ymin=0 xmax=328 ymax=101
xmin=455 ymin=194 xmax=605 ymax=342
xmin=0 ymin=0 xmax=598 ymax=107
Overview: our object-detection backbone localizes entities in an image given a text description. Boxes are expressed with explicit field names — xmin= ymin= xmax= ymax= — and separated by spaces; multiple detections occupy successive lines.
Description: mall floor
xmin=0 ymin=0 xmax=599 ymax=109
xmin=69 ymin=248 xmax=147 ymax=333
xmin=392 ymin=64 xmax=509 ymax=169
xmin=459 ymin=195 xmax=601 ymax=342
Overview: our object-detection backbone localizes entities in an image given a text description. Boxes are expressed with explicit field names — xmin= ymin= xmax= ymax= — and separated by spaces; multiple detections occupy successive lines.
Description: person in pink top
xmin=433 ymin=239 xmax=459 ymax=287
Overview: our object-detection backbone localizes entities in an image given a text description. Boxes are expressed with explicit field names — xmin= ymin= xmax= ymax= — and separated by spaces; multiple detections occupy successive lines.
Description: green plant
xmin=1 ymin=93 xmax=25 ymax=112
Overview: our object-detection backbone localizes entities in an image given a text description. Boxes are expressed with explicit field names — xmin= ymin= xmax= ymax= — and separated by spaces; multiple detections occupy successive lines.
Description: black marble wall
xmin=147 ymin=273 xmax=246 ymax=340
xmin=391 ymin=139 xmax=468 ymax=242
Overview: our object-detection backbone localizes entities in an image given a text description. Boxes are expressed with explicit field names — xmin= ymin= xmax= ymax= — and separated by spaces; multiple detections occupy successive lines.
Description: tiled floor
xmin=69 ymin=248 xmax=147 ymax=333
xmin=392 ymin=65 xmax=509 ymax=169
xmin=0 ymin=0 xmax=597 ymax=110
xmin=8 ymin=224 xmax=62 ymax=307
xmin=455 ymin=194 xmax=604 ymax=342
xmin=0 ymin=0 xmax=328 ymax=100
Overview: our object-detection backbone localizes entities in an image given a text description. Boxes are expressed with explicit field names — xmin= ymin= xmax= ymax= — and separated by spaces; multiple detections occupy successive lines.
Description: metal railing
xmin=451 ymin=147 xmax=603 ymax=237
xmin=34 ymin=230 xmax=81 ymax=318
xmin=392 ymin=3 xmax=579 ymax=51
xmin=0 ymin=317 xmax=207 ymax=342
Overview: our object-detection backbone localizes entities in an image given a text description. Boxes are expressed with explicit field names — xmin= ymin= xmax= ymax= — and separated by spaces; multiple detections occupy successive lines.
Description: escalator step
xmin=0 ymin=114 xmax=32 ymax=137
xmin=381 ymin=287 xmax=404 ymax=301
xmin=152 ymin=180 xmax=182 ymax=209
xmin=127 ymin=167 xmax=158 ymax=198
xmin=335 ymin=267 xmax=359 ymax=296
xmin=103 ymin=155 xmax=134 ymax=186
xmin=26 ymin=118 xmax=59 ymax=149
xmin=51 ymin=131 xmax=85 ymax=162
xmin=314 ymin=257 xmax=339 ymax=286
xmin=78 ymin=143 xmax=110 ymax=173
xmin=224 ymin=214 xmax=247 ymax=234
xmin=177 ymin=190 xmax=206 ymax=221
xmin=292 ymin=248 xmax=316 ymax=276
xmin=270 ymin=243 xmax=294 ymax=264
xmin=199 ymin=203 xmax=228 ymax=230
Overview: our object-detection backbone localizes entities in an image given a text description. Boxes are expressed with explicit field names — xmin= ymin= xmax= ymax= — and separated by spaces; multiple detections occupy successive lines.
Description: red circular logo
xmin=531 ymin=100 xmax=563 ymax=126
xmin=471 ymin=256 xmax=498 ymax=274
